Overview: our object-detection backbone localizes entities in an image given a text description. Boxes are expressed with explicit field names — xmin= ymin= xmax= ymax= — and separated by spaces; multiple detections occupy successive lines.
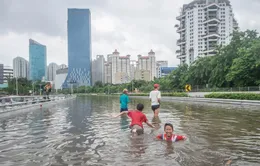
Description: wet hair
xmin=136 ymin=103 xmax=144 ymax=111
xmin=164 ymin=123 xmax=174 ymax=130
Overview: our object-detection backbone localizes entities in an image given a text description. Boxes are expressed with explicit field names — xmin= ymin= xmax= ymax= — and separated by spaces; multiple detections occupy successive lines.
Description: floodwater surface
xmin=0 ymin=96 xmax=259 ymax=166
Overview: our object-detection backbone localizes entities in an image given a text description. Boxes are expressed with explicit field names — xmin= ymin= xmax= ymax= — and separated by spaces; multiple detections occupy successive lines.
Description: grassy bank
xmin=205 ymin=93 xmax=260 ymax=100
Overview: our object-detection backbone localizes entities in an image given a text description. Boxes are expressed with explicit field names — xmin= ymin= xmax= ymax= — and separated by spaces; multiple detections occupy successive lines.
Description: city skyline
xmin=1 ymin=0 xmax=259 ymax=67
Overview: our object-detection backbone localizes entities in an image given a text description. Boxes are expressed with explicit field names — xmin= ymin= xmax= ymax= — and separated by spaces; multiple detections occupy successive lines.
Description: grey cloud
xmin=1 ymin=0 xmax=260 ymax=66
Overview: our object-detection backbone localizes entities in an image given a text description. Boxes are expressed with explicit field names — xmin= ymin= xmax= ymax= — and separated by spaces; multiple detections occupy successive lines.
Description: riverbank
xmin=131 ymin=96 xmax=260 ymax=107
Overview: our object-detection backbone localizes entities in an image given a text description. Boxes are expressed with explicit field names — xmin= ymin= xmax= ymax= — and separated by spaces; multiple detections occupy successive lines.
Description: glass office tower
xmin=63 ymin=9 xmax=92 ymax=88
xmin=29 ymin=39 xmax=47 ymax=81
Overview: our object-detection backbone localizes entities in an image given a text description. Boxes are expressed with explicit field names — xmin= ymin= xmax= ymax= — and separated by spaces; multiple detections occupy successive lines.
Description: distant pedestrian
xmin=149 ymin=84 xmax=161 ymax=116
xmin=120 ymin=89 xmax=130 ymax=112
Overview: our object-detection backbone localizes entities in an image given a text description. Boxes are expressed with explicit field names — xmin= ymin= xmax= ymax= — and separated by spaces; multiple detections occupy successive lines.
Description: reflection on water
xmin=0 ymin=96 xmax=259 ymax=166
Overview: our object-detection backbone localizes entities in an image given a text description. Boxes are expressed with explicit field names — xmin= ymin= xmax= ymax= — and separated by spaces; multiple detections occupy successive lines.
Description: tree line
xmin=1 ymin=30 xmax=260 ymax=95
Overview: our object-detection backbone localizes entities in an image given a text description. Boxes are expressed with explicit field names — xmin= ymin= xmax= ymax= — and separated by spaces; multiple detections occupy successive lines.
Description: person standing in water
xmin=114 ymin=103 xmax=155 ymax=135
xmin=120 ymin=89 xmax=130 ymax=112
xmin=149 ymin=84 xmax=161 ymax=116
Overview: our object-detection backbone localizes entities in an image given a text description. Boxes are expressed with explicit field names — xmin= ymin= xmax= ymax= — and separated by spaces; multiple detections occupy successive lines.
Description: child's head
xmin=154 ymin=84 xmax=160 ymax=90
xmin=164 ymin=123 xmax=174 ymax=137
xmin=136 ymin=103 xmax=144 ymax=111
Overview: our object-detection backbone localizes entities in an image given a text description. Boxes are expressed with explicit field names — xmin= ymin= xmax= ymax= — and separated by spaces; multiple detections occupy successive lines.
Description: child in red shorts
xmin=114 ymin=103 xmax=155 ymax=135
xmin=157 ymin=123 xmax=187 ymax=142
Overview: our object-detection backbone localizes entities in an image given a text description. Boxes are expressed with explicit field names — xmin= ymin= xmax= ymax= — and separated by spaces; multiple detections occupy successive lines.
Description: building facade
xmin=92 ymin=55 xmax=105 ymax=85
xmin=59 ymin=64 xmax=67 ymax=69
xmin=176 ymin=0 xmax=238 ymax=65
xmin=47 ymin=63 xmax=59 ymax=81
xmin=111 ymin=50 xmax=131 ymax=84
xmin=136 ymin=50 xmax=156 ymax=81
xmin=29 ymin=39 xmax=47 ymax=81
xmin=156 ymin=61 xmax=168 ymax=78
xmin=158 ymin=67 xmax=177 ymax=78
xmin=54 ymin=68 xmax=68 ymax=90
xmin=63 ymin=8 xmax=92 ymax=88
xmin=0 ymin=64 xmax=13 ymax=85
xmin=13 ymin=57 xmax=29 ymax=79
xmin=104 ymin=54 xmax=112 ymax=84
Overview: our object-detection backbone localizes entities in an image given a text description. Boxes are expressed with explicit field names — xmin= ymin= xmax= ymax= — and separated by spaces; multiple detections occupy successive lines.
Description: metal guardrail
xmin=0 ymin=95 xmax=75 ymax=113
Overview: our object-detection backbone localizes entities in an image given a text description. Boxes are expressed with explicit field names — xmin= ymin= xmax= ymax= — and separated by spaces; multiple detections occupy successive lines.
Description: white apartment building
xmin=92 ymin=55 xmax=105 ymax=85
xmin=130 ymin=60 xmax=136 ymax=81
xmin=111 ymin=49 xmax=131 ymax=84
xmin=136 ymin=50 xmax=156 ymax=81
xmin=104 ymin=54 xmax=112 ymax=84
xmin=59 ymin=64 xmax=67 ymax=69
xmin=47 ymin=63 xmax=59 ymax=81
xmin=176 ymin=0 xmax=238 ymax=65
xmin=156 ymin=61 xmax=168 ymax=78
xmin=54 ymin=68 xmax=68 ymax=90
xmin=13 ymin=56 xmax=29 ymax=79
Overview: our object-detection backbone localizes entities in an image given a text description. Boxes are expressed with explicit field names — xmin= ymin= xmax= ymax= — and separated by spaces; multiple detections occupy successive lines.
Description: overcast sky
xmin=0 ymin=0 xmax=260 ymax=67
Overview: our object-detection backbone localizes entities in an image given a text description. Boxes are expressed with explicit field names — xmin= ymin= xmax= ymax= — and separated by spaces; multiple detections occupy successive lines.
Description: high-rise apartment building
xmin=156 ymin=61 xmax=168 ymax=78
xmin=13 ymin=57 xmax=29 ymax=79
xmin=63 ymin=8 xmax=92 ymax=88
xmin=136 ymin=50 xmax=156 ymax=81
xmin=29 ymin=39 xmax=47 ymax=81
xmin=104 ymin=54 xmax=112 ymax=84
xmin=59 ymin=64 xmax=67 ymax=69
xmin=47 ymin=63 xmax=59 ymax=81
xmin=92 ymin=55 xmax=105 ymax=85
xmin=176 ymin=0 xmax=238 ymax=65
xmin=130 ymin=60 xmax=136 ymax=81
xmin=111 ymin=50 xmax=131 ymax=84
xmin=0 ymin=64 xmax=13 ymax=84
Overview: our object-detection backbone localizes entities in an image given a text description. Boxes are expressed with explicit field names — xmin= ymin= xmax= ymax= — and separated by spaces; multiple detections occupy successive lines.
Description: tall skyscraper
xmin=29 ymin=39 xmax=47 ymax=81
xmin=104 ymin=54 xmax=112 ymax=84
xmin=111 ymin=49 xmax=131 ymax=84
xmin=63 ymin=8 xmax=92 ymax=88
xmin=47 ymin=63 xmax=59 ymax=81
xmin=136 ymin=50 xmax=156 ymax=81
xmin=92 ymin=55 xmax=105 ymax=85
xmin=176 ymin=0 xmax=238 ymax=65
xmin=13 ymin=57 xmax=29 ymax=79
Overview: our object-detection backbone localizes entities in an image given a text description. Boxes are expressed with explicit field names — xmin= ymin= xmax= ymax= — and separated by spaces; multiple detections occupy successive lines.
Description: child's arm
xmin=176 ymin=135 xmax=187 ymax=141
xmin=145 ymin=121 xmax=155 ymax=128
xmin=113 ymin=111 xmax=128 ymax=118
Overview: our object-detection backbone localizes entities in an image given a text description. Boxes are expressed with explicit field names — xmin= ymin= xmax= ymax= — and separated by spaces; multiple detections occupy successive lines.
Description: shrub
xmin=129 ymin=92 xmax=188 ymax=97
xmin=205 ymin=93 xmax=260 ymax=100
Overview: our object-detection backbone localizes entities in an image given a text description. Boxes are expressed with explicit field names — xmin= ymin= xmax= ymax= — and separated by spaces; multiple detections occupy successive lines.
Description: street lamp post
xmin=15 ymin=77 xmax=18 ymax=96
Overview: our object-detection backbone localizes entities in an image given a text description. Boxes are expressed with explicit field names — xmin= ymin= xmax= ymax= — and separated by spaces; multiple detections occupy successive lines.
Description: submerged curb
xmin=131 ymin=96 xmax=260 ymax=106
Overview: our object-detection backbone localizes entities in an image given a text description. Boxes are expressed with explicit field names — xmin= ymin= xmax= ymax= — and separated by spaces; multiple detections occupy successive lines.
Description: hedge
xmin=205 ymin=93 xmax=260 ymax=100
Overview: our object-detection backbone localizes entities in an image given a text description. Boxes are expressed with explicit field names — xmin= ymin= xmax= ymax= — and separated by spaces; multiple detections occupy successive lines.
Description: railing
xmin=0 ymin=95 xmax=75 ymax=113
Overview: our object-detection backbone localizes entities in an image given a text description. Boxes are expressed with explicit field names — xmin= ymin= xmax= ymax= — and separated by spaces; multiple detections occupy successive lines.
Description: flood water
xmin=0 ymin=96 xmax=259 ymax=166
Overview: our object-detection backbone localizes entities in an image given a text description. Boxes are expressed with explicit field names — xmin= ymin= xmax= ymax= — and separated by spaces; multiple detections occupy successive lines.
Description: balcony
xmin=204 ymin=17 xmax=220 ymax=24
xmin=204 ymin=3 xmax=220 ymax=10
xmin=176 ymin=52 xmax=186 ymax=59
xmin=177 ymin=39 xmax=186 ymax=46
xmin=177 ymin=27 xmax=186 ymax=33
xmin=176 ymin=50 xmax=181 ymax=54
xmin=202 ymin=32 xmax=220 ymax=39
xmin=176 ymin=14 xmax=186 ymax=20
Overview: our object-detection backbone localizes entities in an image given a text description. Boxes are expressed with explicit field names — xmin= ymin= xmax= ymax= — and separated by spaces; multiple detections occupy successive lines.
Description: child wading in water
xmin=114 ymin=103 xmax=155 ymax=135
xmin=157 ymin=123 xmax=187 ymax=142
